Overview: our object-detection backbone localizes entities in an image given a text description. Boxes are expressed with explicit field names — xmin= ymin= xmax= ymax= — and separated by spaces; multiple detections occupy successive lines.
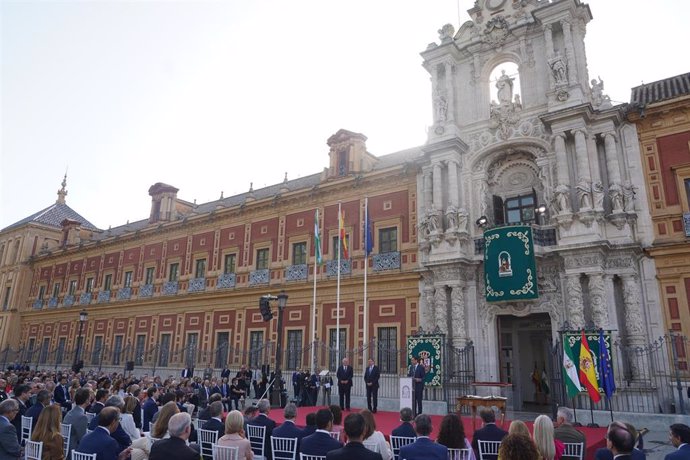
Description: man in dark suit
xmin=181 ymin=367 xmax=194 ymax=379
xmin=77 ymin=407 xmax=132 ymax=460
xmin=142 ymin=387 xmax=159 ymax=433
xmin=24 ymin=390 xmax=50 ymax=429
xmin=198 ymin=394 xmax=222 ymax=421
xmin=87 ymin=396 xmax=132 ymax=453
xmin=471 ymin=409 xmax=508 ymax=460
xmin=0 ymin=399 xmax=21 ymax=460
xmin=326 ymin=412 xmax=382 ymax=460
xmin=391 ymin=407 xmax=416 ymax=438
xmin=409 ymin=356 xmax=425 ymax=416
xmin=606 ymin=424 xmax=635 ymax=460
xmin=89 ymin=389 xmax=108 ymax=415
xmin=201 ymin=401 xmax=225 ymax=441
xmin=272 ymin=403 xmax=303 ymax=449
xmin=203 ymin=365 xmax=214 ymax=381
xmin=0 ymin=379 xmax=9 ymax=403
xmin=594 ymin=422 xmax=646 ymax=460
xmin=247 ymin=399 xmax=276 ymax=460
xmin=336 ymin=358 xmax=353 ymax=411
xmin=300 ymin=408 xmax=343 ymax=457
xmin=399 ymin=414 xmax=447 ymax=460
xmin=220 ymin=367 xmax=231 ymax=380
xmin=666 ymin=423 xmax=690 ymax=460
xmin=149 ymin=412 xmax=199 ymax=460
xmin=9 ymin=384 xmax=30 ymax=443
xmin=53 ymin=375 xmax=71 ymax=411
xmin=197 ymin=379 xmax=212 ymax=409
xmin=363 ymin=358 xmax=380 ymax=413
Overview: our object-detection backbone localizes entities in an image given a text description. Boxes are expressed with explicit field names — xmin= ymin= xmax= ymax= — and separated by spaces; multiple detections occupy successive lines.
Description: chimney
xmin=148 ymin=183 xmax=179 ymax=224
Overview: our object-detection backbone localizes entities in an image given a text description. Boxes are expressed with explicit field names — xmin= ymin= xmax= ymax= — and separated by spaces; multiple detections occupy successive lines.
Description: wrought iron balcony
xmin=97 ymin=291 xmax=111 ymax=303
xmin=63 ymin=295 xmax=74 ymax=307
xmin=188 ymin=278 xmax=206 ymax=293
xmin=163 ymin=281 xmax=179 ymax=295
xmin=217 ymin=273 xmax=236 ymax=289
xmin=139 ymin=284 xmax=153 ymax=298
xmin=684 ymin=212 xmax=690 ymax=237
xmin=373 ymin=252 xmax=401 ymax=272
xmin=117 ymin=287 xmax=132 ymax=300
xmin=79 ymin=292 xmax=92 ymax=305
xmin=249 ymin=269 xmax=270 ymax=286
xmin=32 ymin=299 xmax=43 ymax=309
xmin=286 ymin=264 xmax=308 ymax=281
xmin=474 ymin=225 xmax=558 ymax=255
xmin=326 ymin=259 xmax=351 ymax=276
xmin=47 ymin=297 xmax=58 ymax=308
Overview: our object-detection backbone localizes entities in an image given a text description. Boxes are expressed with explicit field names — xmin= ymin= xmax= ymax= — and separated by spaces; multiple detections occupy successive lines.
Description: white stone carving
xmin=588 ymin=273 xmax=609 ymax=329
xmin=438 ymin=23 xmax=455 ymax=43
xmin=549 ymin=55 xmax=568 ymax=85
xmin=565 ymin=275 xmax=585 ymax=329
xmin=482 ymin=15 xmax=509 ymax=47
xmin=450 ymin=285 xmax=466 ymax=345
xmin=434 ymin=287 xmax=448 ymax=334
xmin=590 ymin=77 xmax=612 ymax=109
xmin=552 ymin=184 xmax=572 ymax=214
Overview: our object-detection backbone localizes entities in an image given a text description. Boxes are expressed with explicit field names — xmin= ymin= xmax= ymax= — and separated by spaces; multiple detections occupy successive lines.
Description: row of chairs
xmin=21 ymin=416 xmax=71 ymax=459
xmin=473 ymin=440 xmax=584 ymax=460
xmin=24 ymin=440 xmax=97 ymax=460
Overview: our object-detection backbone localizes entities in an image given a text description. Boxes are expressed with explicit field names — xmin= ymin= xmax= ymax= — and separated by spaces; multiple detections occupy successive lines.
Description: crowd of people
xmin=0 ymin=365 xmax=687 ymax=460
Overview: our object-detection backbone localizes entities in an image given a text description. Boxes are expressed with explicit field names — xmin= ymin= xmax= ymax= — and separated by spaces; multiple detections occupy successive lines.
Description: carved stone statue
xmin=434 ymin=89 xmax=448 ymax=123
xmin=445 ymin=205 xmax=458 ymax=230
xmin=434 ymin=287 xmax=448 ymax=334
xmin=549 ymin=55 xmax=568 ymax=85
xmin=622 ymin=181 xmax=636 ymax=212
xmin=438 ymin=23 xmax=455 ymax=43
xmin=423 ymin=284 xmax=436 ymax=331
xmin=427 ymin=209 xmax=441 ymax=233
xmin=565 ymin=275 xmax=585 ymax=329
xmin=553 ymin=184 xmax=571 ymax=214
xmin=418 ymin=217 xmax=431 ymax=240
xmin=457 ymin=208 xmax=469 ymax=233
xmin=592 ymin=181 xmax=605 ymax=210
xmin=513 ymin=94 xmax=522 ymax=110
xmin=590 ymin=76 xmax=612 ymax=108
xmin=576 ymin=181 xmax=592 ymax=209
xmin=609 ymin=183 xmax=624 ymax=213
xmin=496 ymin=69 xmax=514 ymax=105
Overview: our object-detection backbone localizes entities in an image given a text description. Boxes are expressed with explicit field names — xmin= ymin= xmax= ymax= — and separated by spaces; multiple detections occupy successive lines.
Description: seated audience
xmin=31 ymin=404 xmax=64 ymax=460
xmin=301 ymin=412 xmax=317 ymax=438
xmin=666 ymin=423 xmax=690 ymax=460
xmin=0 ymin=399 xmax=21 ymax=460
xmin=201 ymin=401 xmax=225 ymax=441
xmin=471 ymin=409 xmax=508 ymax=460
xmin=594 ymin=422 xmax=646 ymax=460
xmin=391 ymin=407 xmax=416 ymax=438
xmin=360 ymin=409 xmax=392 ymax=460
xmin=247 ymin=399 xmax=275 ymax=460
xmin=436 ymin=413 xmax=474 ymax=459
xmin=272 ymin=403 xmax=303 ymax=445
xmin=151 ymin=401 xmax=180 ymax=440
xmin=64 ymin=388 xmax=91 ymax=452
xmin=498 ymin=433 xmax=541 ymax=460
xmin=217 ymin=409 xmax=253 ymax=460
xmin=300 ymin=408 xmax=343 ymax=457
xmin=77 ymin=406 xmax=132 ymax=460
xmin=329 ymin=405 xmax=343 ymax=434
xmin=326 ymin=413 xmax=382 ymax=460
xmin=149 ymin=412 xmax=199 ymax=460
xmin=399 ymin=414 xmax=447 ymax=460
xmin=554 ymin=406 xmax=586 ymax=452
xmin=533 ymin=414 xmax=564 ymax=460
xmin=121 ymin=396 xmax=140 ymax=442
xmin=507 ymin=420 xmax=531 ymax=438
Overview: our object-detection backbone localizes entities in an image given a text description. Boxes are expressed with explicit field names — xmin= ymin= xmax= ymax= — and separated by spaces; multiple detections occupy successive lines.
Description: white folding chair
xmin=246 ymin=424 xmax=266 ymax=460
xmin=562 ymin=442 xmax=585 ymax=460
xmin=299 ymin=455 xmax=326 ymax=460
xmin=192 ymin=417 xmax=202 ymax=432
xmin=478 ymin=440 xmax=502 ymax=460
xmin=72 ymin=452 xmax=97 ymax=460
xmin=198 ymin=428 xmax=219 ymax=459
xmin=390 ymin=436 xmax=416 ymax=460
xmin=447 ymin=447 xmax=472 ymax=460
xmin=213 ymin=443 xmax=239 ymax=460
xmin=61 ymin=422 xmax=72 ymax=458
xmin=271 ymin=436 xmax=298 ymax=460
xmin=20 ymin=415 xmax=33 ymax=445
xmin=84 ymin=412 xmax=95 ymax=424
xmin=24 ymin=440 xmax=43 ymax=460
xmin=363 ymin=441 xmax=380 ymax=453
xmin=328 ymin=431 xmax=340 ymax=441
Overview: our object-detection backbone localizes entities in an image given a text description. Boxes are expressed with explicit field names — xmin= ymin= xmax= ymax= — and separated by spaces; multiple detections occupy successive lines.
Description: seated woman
xmin=499 ymin=433 xmax=542 ymax=460
xmin=436 ymin=413 xmax=475 ymax=460
xmin=122 ymin=396 xmax=142 ymax=441
xmin=31 ymin=404 xmax=64 ymax=460
xmin=217 ymin=410 xmax=253 ymax=460
xmin=533 ymin=414 xmax=564 ymax=460
xmin=360 ymin=409 xmax=392 ymax=460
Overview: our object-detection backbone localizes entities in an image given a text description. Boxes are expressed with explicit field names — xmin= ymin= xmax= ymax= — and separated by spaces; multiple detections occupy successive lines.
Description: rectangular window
xmin=379 ymin=227 xmax=398 ymax=253
xmin=112 ymin=335 xmax=123 ymax=365
xmin=37 ymin=285 xmax=45 ymax=300
xmin=68 ymin=280 xmax=77 ymax=296
xmin=504 ymin=193 xmax=536 ymax=224
xmin=135 ymin=335 xmax=146 ymax=366
xmin=186 ymin=333 xmax=198 ymax=367
xmin=195 ymin=259 xmax=206 ymax=279
xmin=92 ymin=336 xmax=104 ymax=365
xmin=145 ymin=267 xmax=155 ymax=285
xmin=56 ymin=338 xmax=66 ymax=364
xmin=292 ymin=242 xmax=307 ymax=265
xmin=256 ymin=248 xmax=269 ymax=270
xmin=52 ymin=283 xmax=61 ymax=298
xmin=168 ymin=263 xmax=179 ymax=282
xmin=328 ymin=328 xmax=346 ymax=371
xmin=249 ymin=331 xmax=264 ymax=368
xmin=215 ymin=332 xmax=229 ymax=368
xmin=39 ymin=338 xmax=50 ymax=364
xmin=224 ymin=254 xmax=236 ymax=274
xmin=286 ymin=330 xmax=303 ymax=370
xmin=377 ymin=327 xmax=398 ymax=374
xmin=3 ymin=287 xmax=11 ymax=310
xmin=123 ymin=271 xmax=133 ymax=288
xmin=685 ymin=178 xmax=690 ymax=210
xmin=103 ymin=274 xmax=112 ymax=291
xmin=85 ymin=278 xmax=94 ymax=294
xmin=159 ymin=334 xmax=171 ymax=368
xmin=27 ymin=338 xmax=36 ymax=363
xmin=332 ymin=235 xmax=350 ymax=259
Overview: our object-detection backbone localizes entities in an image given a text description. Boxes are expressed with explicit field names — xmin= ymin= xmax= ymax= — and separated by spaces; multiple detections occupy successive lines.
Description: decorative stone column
xmin=450 ymin=284 xmax=467 ymax=346
xmin=561 ymin=20 xmax=578 ymax=84
xmin=574 ymin=129 xmax=592 ymax=211
xmin=422 ymin=283 xmax=436 ymax=331
xmin=434 ymin=286 xmax=448 ymax=335
xmin=621 ymin=274 xmax=647 ymax=380
xmin=604 ymin=132 xmax=624 ymax=213
xmin=423 ymin=170 xmax=433 ymax=211
xmin=565 ymin=275 xmax=585 ymax=329
xmin=543 ymin=24 xmax=554 ymax=88
xmin=588 ymin=273 xmax=609 ymax=329
xmin=432 ymin=163 xmax=443 ymax=213
xmin=443 ymin=60 xmax=455 ymax=123
xmin=553 ymin=133 xmax=572 ymax=215
xmin=447 ymin=160 xmax=459 ymax=209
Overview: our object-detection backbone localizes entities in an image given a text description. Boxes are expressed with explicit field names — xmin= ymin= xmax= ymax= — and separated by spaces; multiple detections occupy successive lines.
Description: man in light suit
xmin=77 ymin=407 xmax=132 ymax=460
xmin=336 ymin=358 xmax=353 ymax=411
xmin=300 ymin=408 xmax=343 ymax=457
xmin=325 ymin=413 xmax=381 ymax=460
xmin=0 ymin=399 xmax=21 ymax=460
xmin=363 ymin=358 xmax=380 ymax=413
xmin=409 ymin=356 xmax=425 ymax=416
xmin=666 ymin=423 xmax=690 ymax=460
xmin=63 ymin=388 xmax=90 ymax=453
xmin=399 ymin=414 xmax=447 ymax=460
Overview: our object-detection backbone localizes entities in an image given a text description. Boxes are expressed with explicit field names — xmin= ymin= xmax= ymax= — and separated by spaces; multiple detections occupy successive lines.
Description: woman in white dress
xmin=122 ymin=396 xmax=142 ymax=441
xmin=360 ymin=409 xmax=393 ymax=460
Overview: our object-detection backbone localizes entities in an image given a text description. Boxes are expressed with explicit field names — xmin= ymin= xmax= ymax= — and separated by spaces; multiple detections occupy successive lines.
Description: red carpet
xmin=264 ymin=406 xmax=606 ymax=460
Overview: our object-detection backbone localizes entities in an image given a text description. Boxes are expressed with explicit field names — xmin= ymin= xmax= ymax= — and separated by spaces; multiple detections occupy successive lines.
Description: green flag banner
xmin=407 ymin=335 xmax=442 ymax=386
xmin=484 ymin=225 xmax=539 ymax=302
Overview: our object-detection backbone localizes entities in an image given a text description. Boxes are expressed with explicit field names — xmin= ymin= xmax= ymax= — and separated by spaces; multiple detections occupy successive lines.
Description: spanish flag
xmin=339 ymin=210 xmax=349 ymax=259
xmin=578 ymin=330 xmax=601 ymax=403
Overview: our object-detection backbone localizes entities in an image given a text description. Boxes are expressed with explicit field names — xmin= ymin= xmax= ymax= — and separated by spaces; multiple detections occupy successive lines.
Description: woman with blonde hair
xmin=533 ymin=414 xmax=564 ymax=460
xmin=217 ymin=409 xmax=253 ymax=459
xmin=122 ymin=395 xmax=142 ymax=441
xmin=31 ymin=404 xmax=64 ymax=460
xmin=360 ymin=409 xmax=392 ymax=460
xmin=508 ymin=420 xmax=531 ymax=438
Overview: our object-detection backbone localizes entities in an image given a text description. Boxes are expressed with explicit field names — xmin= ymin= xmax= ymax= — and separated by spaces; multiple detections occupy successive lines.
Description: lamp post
xmin=73 ymin=309 xmax=88 ymax=369
xmin=271 ymin=291 xmax=288 ymax=407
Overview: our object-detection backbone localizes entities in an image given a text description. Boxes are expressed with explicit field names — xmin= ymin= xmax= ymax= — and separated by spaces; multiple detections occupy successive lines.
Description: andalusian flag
xmin=563 ymin=340 xmax=581 ymax=398
xmin=339 ymin=210 xmax=349 ymax=259
xmin=578 ymin=330 xmax=601 ymax=403
xmin=314 ymin=209 xmax=322 ymax=265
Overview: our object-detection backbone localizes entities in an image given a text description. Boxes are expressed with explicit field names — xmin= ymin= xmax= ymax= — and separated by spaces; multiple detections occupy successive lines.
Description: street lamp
xmin=73 ymin=309 xmax=88 ymax=371
xmin=271 ymin=291 xmax=288 ymax=407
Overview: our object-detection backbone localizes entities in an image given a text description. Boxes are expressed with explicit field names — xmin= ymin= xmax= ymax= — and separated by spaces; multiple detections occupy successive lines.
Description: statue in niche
xmin=549 ymin=55 xmax=568 ymax=85
xmin=609 ymin=183 xmax=624 ymax=213
xmin=427 ymin=209 xmax=441 ymax=233
xmin=457 ymin=208 xmax=469 ymax=233
xmin=513 ymin=94 xmax=522 ymax=110
xmin=592 ymin=181 xmax=605 ymax=210
xmin=496 ymin=70 xmax=514 ymax=105
xmin=622 ymin=181 xmax=636 ymax=212
xmin=445 ymin=205 xmax=458 ymax=230
xmin=553 ymin=184 xmax=571 ymax=214
xmin=418 ymin=217 xmax=431 ymax=240
xmin=434 ymin=89 xmax=448 ymax=123
xmin=576 ymin=181 xmax=592 ymax=209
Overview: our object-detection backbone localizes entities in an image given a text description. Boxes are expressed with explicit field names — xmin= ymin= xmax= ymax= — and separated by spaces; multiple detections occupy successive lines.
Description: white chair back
xmin=198 ymin=428 xmax=219 ymax=459
xmin=299 ymin=455 xmax=326 ymax=460
xmin=61 ymin=422 xmax=72 ymax=458
xmin=246 ymin=424 xmax=266 ymax=458
xmin=20 ymin=415 xmax=33 ymax=444
xmin=192 ymin=417 xmax=202 ymax=432
xmin=363 ymin=441 xmax=380 ymax=453
xmin=448 ymin=447 xmax=472 ymax=460
xmin=271 ymin=436 xmax=298 ymax=460
xmin=562 ymin=442 xmax=585 ymax=460
xmin=72 ymin=452 xmax=97 ymax=460
xmin=390 ymin=436 xmax=416 ymax=460
xmin=478 ymin=440 xmax=502 ymax=460
xmin=24 ymin=440 xmax=43 ymax=460
xmin=328 ymin=431 xmax=340 ymax=441
xmin=212 ymin=444 xmax=239 ymax=460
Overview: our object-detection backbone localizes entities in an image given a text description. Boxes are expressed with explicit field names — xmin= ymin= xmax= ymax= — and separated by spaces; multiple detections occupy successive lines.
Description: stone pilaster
xmin=432 ymin=163 xmax=443 ymax=212
xmin=561 ymin=20 xmax=578 ymax=84
xmin=565 ymin=274 xmax=585 ymax=329
xmin=574 ymin=129 xmax=592 ymax=210
xmin=588 ymin=273 xmax=609 ymax=329
xmin=450 ymin=284 xmax=466 ymax=346
xmin=443 ymin=60 xmax=455 ymax=123
xmin=447 ymin=160 xmax=459 ymax=208
xmin=422 ymin=284 xmax=436 ymax=331
xmin=434 ymin=286 xmax=448 ymax=335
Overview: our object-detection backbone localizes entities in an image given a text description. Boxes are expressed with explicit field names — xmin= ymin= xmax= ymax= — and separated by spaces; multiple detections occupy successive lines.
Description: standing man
xmin=203 ymin=364 xmax=214 ymax=381
xmin=410 ymin=356 xmax=425 ymax=416
xmin=336 ymin=358 xmax=353 ymax=412
xmin=363 ymin=358 xmax=380 ymax=413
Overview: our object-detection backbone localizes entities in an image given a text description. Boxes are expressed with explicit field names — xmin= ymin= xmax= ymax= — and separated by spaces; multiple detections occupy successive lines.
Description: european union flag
xmin=598 ymin=329 xmax=616 ymax=399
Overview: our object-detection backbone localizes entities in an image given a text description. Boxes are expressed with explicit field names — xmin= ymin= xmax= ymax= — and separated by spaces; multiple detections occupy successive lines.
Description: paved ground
xmin=640 ymin=428 xmax=675 ymax=460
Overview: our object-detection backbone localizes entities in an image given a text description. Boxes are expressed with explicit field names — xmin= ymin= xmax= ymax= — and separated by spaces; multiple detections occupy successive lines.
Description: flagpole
xmin=336 ymin=202 xmax=342 ymax=365
xmin=363 ymin=197 xmax=370 ymax=370
xmin=310 ymin=209 xmax=319 ymax=375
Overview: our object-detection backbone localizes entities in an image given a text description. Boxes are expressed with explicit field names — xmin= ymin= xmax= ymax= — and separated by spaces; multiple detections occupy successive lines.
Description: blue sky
xmin=2 ymin=0 xmax=688 ymax=230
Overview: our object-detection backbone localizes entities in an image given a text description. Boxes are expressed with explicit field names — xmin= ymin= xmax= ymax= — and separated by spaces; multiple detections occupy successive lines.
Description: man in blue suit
xmin=76 ymin=407 xmax=132 ymax=460
xmin=364 ymin=358 xmax=380 ymax=413
xmin=594 ymin=421 xmax=646 ymax=460
xmin=87 ymin=396 xmax=132 ymax=454
xmin=399 ymin=414 xmax=447 ymax=460
xmin=247 ymin=399 xmax=276 ymax=460
xmin=0 ymin=399 xmax=21 ymax=460
xmin=272 ymin=403 xmax=303 ymax=449
xmin=391 ymin=407 xmax=416 ymax=438
xmin=24 ymin=390 xmax=50 ymax=429
xmin=201 ymin=401 xmax=225 ymax=441
xmin=471 ymin=409 xmax=507 ymax=460
xmin=409 ymin=356 xmax=425 ymax=416
xmin=53 ymin=375 xmax=72 ymax=411
xmin=300 ymin=408 xmax=343 ymax=457
xmin=666 ymin=423 xmax=690 ymax=460
xmin=142 ymin=387 xmax=159 ymax=433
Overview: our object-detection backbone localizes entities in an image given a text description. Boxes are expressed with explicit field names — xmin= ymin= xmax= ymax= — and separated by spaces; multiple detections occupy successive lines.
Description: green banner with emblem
xmin=484 ymin=225 xmax=539 ymax=302
xmin=406 ymin=335 xmax=442 ymax=386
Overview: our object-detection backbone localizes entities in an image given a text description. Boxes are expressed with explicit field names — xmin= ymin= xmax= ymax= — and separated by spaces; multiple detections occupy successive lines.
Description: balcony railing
xmin=326 ymin=260 xmax=351 ymax=276
xmin=286 ymin=264 xmax=308 ymax=281
xmin=47 ymin=297 xmax=58 ymax=308
xmin=98 ymin=291 xmax=111 ymax=303
xmin=217 ymin=273 xmax=236 ymax=289
xmin=117 ymin=287 xmax=132 ymax=301
xmin=63 ymin=295 xmax=74 ymax=307
xmin=373 ymin=252 xmax=401 ymax=272
xmin=684 ymin=212 xmax=690 ymax=237
xmin=139 ymin=284 xmax=153 ymax=298
xmin=474 ymin=225 xmax=557 ymax=255
xmin=163 ymin=281 xmax=179 ymax=296
xmin=32 ymin=299 xmax=43 ymax=310
xmin=79 ymin=293 xmax=92 ymax=305
xmin=188 ymin=278 xmax=206 ymax=293
xmin=249 ymin=269 xmax=270 ymax=286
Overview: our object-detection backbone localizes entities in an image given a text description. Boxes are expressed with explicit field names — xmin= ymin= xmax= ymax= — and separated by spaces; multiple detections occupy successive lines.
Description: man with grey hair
xmin=201 ymin=401 xmax=225 ymax=440
xmin=554 ymin=406 xmax=586 ymax=448
xmin=149 ymin=412 xmax=199 ymax=460
xmin=273 ymin=402 xmax=304 ymax=445
xmin=248 ymin=399 xmax=276 ymax=460
xmin=0 ymin=399 xmax=21 ymax=459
